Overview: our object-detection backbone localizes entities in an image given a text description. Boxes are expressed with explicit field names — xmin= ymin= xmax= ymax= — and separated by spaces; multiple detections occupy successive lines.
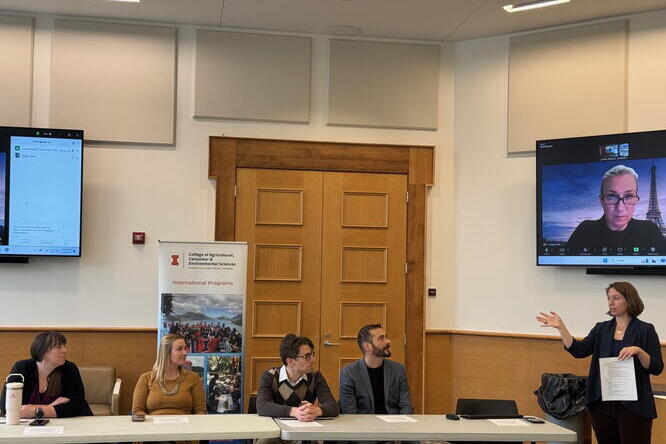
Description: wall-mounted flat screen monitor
xmin=537 ymin=129 xmax=666 ymax=267
xmin=0 ymin=126 xmax=83 ymax=257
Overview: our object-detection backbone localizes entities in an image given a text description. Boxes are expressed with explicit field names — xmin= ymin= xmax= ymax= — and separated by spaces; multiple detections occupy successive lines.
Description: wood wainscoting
xmin=0 ymin=328 xmax=157 ymax=416
xmin=425 ymin=330 xmax=590 ymax=415
xmin=425 ymin=330 xmax=666 ymax=443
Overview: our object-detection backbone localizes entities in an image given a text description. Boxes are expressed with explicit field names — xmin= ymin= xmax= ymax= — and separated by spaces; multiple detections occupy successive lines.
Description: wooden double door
xmin=236 ymin=168 xmax=407 ymax=405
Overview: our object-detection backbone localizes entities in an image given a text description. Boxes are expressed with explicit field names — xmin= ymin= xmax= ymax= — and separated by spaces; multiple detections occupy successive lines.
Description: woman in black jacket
xmin=537 ymin=282 xmax=663 ymax=444
xmin=1 ymin=331 xmax=92 ymax=418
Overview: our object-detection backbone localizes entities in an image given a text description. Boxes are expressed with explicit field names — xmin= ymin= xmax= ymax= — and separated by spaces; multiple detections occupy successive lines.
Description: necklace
xmin=158 ymin=373 xmax=181 ymax=396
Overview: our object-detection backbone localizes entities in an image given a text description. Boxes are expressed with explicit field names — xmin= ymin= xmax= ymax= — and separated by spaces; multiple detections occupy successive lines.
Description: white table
xmin=0 ymin=414 xmax=280 ymax=443
xmin=277 ymin=414 xmax=578 ymax=442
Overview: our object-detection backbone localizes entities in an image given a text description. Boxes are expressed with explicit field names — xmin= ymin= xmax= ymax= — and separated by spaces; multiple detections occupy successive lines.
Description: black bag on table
xmin=534 ymin=373 xmax=586 ymax=420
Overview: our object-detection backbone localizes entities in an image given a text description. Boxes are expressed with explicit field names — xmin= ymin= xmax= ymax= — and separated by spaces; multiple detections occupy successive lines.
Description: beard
xmin=372 ymin=343 xmax=391 ymax=358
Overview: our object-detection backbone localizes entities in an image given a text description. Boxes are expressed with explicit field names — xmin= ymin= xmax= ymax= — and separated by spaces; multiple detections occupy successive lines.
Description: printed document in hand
xmin=600 ymin=357 xmax=638 ymax=401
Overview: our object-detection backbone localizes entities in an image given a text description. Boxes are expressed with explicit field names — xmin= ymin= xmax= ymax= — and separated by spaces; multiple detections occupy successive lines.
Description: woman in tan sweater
xmin=132 ymin=333 xmax=206 ymax=419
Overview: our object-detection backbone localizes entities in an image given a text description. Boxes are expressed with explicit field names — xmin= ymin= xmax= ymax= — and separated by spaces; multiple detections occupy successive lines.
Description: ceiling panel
xmin=0 ymin=0 xmax=223 ymax=26
xmin=451 ymin=0 xmax=666 ymax=41
xmin=220 ymin=0 xmax=485 ymax=41
xmin=0 ymin=0 xmax=665 ymax=41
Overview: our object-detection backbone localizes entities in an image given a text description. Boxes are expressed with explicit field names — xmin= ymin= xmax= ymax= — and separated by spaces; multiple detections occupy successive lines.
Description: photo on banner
xmin=187 ymin=355 xmax=205 ymax=383
xmin=160 ymin=293 xmax=243 ymax=353
xmin=207 ymin=356 xmax=242 ymax=414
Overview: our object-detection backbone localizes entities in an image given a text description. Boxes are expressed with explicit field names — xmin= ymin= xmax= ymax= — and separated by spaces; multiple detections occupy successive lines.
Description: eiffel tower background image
xmin=645 ymin=163 xmax=666 ymax=235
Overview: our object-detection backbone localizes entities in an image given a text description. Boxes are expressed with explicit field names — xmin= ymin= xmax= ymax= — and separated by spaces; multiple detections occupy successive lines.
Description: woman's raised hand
xmin=536 ymin=311 xmax=563 ymax=330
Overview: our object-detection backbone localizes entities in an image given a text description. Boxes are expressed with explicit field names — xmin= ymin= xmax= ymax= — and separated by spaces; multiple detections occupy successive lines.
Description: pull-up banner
xmin=158 ymin=241 xmax=247 ymax=414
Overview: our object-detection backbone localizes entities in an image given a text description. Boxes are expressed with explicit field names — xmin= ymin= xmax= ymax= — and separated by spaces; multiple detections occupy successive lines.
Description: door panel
xmin=236 ymin=169 xmax=407 ymax=404
xmin=319 ymin=172 xmax=407 ymax=398
xmin=235 ymin=168 xmax=323 ymax=407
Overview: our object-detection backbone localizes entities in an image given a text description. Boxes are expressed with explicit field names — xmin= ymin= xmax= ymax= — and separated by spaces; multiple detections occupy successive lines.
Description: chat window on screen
xmin=8 ymin=136 xmax=82 ymax=254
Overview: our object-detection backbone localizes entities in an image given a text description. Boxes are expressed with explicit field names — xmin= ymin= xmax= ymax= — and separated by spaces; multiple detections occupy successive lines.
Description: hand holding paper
xmin=617 ymin=346 xmax=640 ymax=361
xmin=600 ymin=357 xmax=638 ymax=401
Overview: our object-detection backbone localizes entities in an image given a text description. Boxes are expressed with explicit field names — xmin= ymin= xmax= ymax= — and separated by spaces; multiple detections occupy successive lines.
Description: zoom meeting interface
xmin=2 ymin=132 xmax=83 ymax=256
xmin=538 ymin=131 xmax=666 ymax=266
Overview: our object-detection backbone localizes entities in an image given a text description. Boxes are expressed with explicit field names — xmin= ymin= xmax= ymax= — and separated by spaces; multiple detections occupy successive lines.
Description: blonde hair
xmin=150 ymin=333 xmax=185 ymax=386
xmin=600 ymin=165 xmax=639 ymax=195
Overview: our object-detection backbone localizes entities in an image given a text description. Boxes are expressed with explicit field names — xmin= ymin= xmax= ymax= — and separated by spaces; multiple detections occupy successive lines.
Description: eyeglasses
xmin=602 ymin=194 xmax=639 ymax=206
xmin=293 ymin=351 xmax=315 ymax=361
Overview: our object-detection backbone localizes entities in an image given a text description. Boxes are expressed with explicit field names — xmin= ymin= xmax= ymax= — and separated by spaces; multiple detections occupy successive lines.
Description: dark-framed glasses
xmin=293 ymin=351 xmax=315 ymax=361
xmin=602 ymin=194 xmax=639 ymax=206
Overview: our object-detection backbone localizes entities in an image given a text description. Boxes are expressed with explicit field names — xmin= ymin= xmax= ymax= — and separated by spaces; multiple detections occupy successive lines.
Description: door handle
xmin=323 ymin=340 xmax=341 ymax=346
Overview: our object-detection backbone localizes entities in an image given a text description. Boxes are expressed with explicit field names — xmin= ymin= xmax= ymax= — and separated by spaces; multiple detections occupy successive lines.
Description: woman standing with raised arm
xmin=537 ymin=282 xmax=663 ymax=444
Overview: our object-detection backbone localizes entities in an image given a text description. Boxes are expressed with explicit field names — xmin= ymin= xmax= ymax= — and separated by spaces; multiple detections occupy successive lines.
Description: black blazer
xmin=567 ymin=317 xmax=663 ymax=419
xmin=0 ymin=359 xmax=93 ymax=417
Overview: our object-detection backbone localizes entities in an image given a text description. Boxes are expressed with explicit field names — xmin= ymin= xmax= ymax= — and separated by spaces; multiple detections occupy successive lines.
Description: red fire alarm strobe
xmin=132 ymin=232 xmax=146 ymax=245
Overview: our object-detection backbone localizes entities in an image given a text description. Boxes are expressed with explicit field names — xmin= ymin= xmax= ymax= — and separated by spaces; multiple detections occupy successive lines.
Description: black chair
xmin=248 ymin=393 xmax=257 ymax=414
xmin=244 ymin=395 xmax=258 ymax=444
xmin=453 ymin=398 xmax=525 ymax=444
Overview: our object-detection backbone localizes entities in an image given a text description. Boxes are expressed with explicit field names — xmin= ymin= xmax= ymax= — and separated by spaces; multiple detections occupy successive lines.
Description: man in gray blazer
xmin=339 ymin=324 xmax=413 ymax=414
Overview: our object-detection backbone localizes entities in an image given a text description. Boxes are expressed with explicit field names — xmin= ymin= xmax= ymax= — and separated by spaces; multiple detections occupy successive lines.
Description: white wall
xmin=425 ymin=10 xmax=666 ymax=339
xmin=0 ymin=17 xmax=454 ymax=327
xmin=5 ymin=10 xmax=665 ymax=336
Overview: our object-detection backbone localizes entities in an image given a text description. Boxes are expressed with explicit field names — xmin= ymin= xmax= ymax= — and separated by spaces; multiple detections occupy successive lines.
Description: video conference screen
xmin=0 ymin=126 xmax=83 ymax=257
xmin=537 ymin=129 xmax=666 ymax=266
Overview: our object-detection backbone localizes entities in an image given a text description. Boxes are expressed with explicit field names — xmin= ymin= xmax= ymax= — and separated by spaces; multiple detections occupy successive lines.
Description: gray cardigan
xmin=339 ymin=358 xmax=413 ymax=414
